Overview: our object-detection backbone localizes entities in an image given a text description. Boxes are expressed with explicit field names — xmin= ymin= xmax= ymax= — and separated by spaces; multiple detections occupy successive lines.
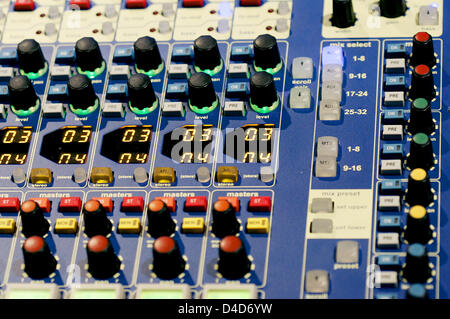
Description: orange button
xmin=91 ymin=197 xmax=113 ymax=213
xmin=154 ymin=197 xmax=176 ymax=213
xmin=218 ymin=197 xmax=240 ymax=212
xmin=29 ymin=198 xmax=51 ymax=213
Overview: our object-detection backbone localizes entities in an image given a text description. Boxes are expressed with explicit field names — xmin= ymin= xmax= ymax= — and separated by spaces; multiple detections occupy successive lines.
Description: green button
xmin=205 ymin=289 xmax=253 ymax=299
xmin=71 ymin=289 xmax=118 ymax=299
xmin=7 ymin=289 xmax=53 ymax=299
xmin=139 ymin=289 xmax=185 ymax=299
xmin=413 ymin=133 xmax=429 ymax=145
xmin=413 ymin=98 xmax=429 ymax=110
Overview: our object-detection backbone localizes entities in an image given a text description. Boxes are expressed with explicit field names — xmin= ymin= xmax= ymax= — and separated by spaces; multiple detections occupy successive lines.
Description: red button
xmin=23 ymin=236 xmax=45 ymax=253
xmin=126 ymin=0 xmax=147 ymax=8
xmin=153 ymin=236 xmax=175 ymax=253
xmin=92 ymin=197 xmax=113 ymax=212
xmin=88 ymin=235 xmax=109 ymax=253
xmin=415 ymin=32 xmax=430 ymax=43
xmin=70 ymin=0 xmax=90 ymax=9
xmin=0 ymin=197 xmax=20 ymax=212
xmin=29 ymin=198 xmax=51 ymax=213
xmin=59 ymin=197 xmax=82 ymax=212
xmin=415 ymin=65 xmax=430 ymax=76
xmin=154 ymin=197 xmax=176 ymax=212
xmin=218 ymin=197 xmax=240 ymax=212
xmin=121 ymin=196 xmax=144 ymax=212
xmin=184 ymin=196 xmax=207 ymax=212
xmin=14 ymin=0 xmax=35 ymax=11
xmin=240 ymin=0 xmax=261 ymax=6
xmin=183 ymin=0 xmax=204 ymax=7
xmin=248 ymin=196 xmax=272 ymax=212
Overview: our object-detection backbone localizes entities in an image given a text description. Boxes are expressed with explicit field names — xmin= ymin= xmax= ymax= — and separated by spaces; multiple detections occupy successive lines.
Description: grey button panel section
xmin=375 ymin=271 xmax=398 ymax=288
xmin=51 ymin=65 xmax=71 ymax=80
xmin=162 ymin=102 xmax=185 ymax=117
xmin=311 ymin=198 xmax=334 ymax=213
xmin=322 ymin=64 xmax=343 ymax=83
xmin=382 ymin=125 xmax=403 ymax=140
xmin=317 ymin=136 xmax=338 ymax=158
xmin=228 ymin=63 xmax=249 ymax=78
xmin=217 ymin=19 xmax=230 ymax=34
xmin=259 ymin=166 xmax=274 ymax=183
xmin=159 ymin=21 xmax=171 ymax=34
xmin=48 ymin=5 xmax=60 ymax=19
xmin=102 ymin=21 xmax=114 ymax=35
xmin=168 ymin=64 xmax=189 ymax=79
xmin=315 ymin=156 xmax=337 ymax=177
xmin=223 ymin=101 xmax=246 ymax=116
xmin=275 ymin=19 xmax=289 ymax=32
xmin=73 ymin=167 xmax=87 ymax=184
xmin=277 ymin=1 xmax=290 ymax=15
xmin=12 ymin=168 xmax=26 ymax=184
xmin=45 ymin=23 xmax=57 ymax=36
xmin=378 ymin=196 xmax=401 ymax=211
xmin=43 ymin=103 xmax=65 ymax=118
xmin=321 ymin=81 xmax=342 ymax=102
xmin=102 ymin=103 xmax=125 ymax=118
xmin=196 ymin=167 xmax=211 ymax=183
xmin=385 ymin=59 xmax=406 ymax=74
xmin=133 ymin=167 xmax=148 ymax=184
xmin=289 ymin=87 xmax=310 ymax=109
xmin=0 ymin=104 xmax=6 ymax=119
xmin=292 ymin=57 xmax=313 ymax=79
xmin=319 ymin=100 xmax=341 ymax=121
xmin=0 ymin=67 xmax=13 ymax=80
xmin=380 ymin=159 xmax=402 ymax=175
xmin=384 ymin=91 xmax=404 ymax=107
xmin=336 ymin=241 xmax=359 ymax=264
xmin=419 ymin=6 xmax=439 ymax=25
xmin=305 ymin=270 xmax=329 ymax=293
xmin=162 ymin=3 xmax=175 ymax=17
xmin=377 ymin=233 xmax=400 ymax=249
xmin=109 ymin=65 xmax=130 ymax=80
xmin=104 ymin=4 xmax=117 ymax=18
xmin=310 ymin=218 xmax=333 ymax=233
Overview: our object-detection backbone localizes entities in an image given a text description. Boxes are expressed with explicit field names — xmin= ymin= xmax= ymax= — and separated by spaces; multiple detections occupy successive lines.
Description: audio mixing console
xmin=0 ymin=0 xmax=444 ymax=301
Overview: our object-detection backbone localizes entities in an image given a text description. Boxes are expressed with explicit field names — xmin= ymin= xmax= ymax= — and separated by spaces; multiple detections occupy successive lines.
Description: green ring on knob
xmin=194 ymin=59 xmax=223 ymax=77
xmin=77 ymin=61 xmax=106 ymax=79
xmin=69 ymin=98 xmax=99 ymax=116
xmin=20 ymin=62 xmax=49 ymax=80
xmin=11 ymin=99 xmax=40 ymax=117
xmin=249 ymin=97 xmax=280 ymax=114
xmin=135 ymin=61 xmax=165 ymax=78
xmin=253 ymin=60 xmax=283 ymax=75
xmin=128 ymin=98 xmax=159 ymax=115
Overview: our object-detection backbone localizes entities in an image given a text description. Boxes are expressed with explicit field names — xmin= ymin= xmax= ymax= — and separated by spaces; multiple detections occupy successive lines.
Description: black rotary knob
xmin=75 ymin=37 xmax=104 ymax=73
xmin=8 ymin=75 xmax=39 ymax=111
xmin=408 ymin=98 xmax=435 ymax=135
xmin=404 ymin=205 xmax=432 ymax=245
xmin=249 ymin=72 xmax=279 ymax=112
xmin=211 ymin=200 xmax=240 ymax=238
xmin=218 ymin=236 xmax=251 ymax=279
xmin=134 ymin=36 xmax=163 ymax=74
xmin=22 ymin=236 xmax=57 ymax=279
xmin=147 ymin=200 xmax=176 ymax=238
xmin=82 ymin=199 xmax=112 ymax=237
xmin=406 ymin=133 xmax=434 ymax=171
xmin=87 ymin=235 xmax=121 ymax=279
xmin=405 ymin=169 xmax=434 ymax=207
xmin=68 ymin=74 xmax=98 ymax=110
xmin=331 ymin=0 xmax=356 ymax=28
xmin=410 ymin=32 xmax=436 ymax=67
xmin=188 ymin=72 xmax=218 ymax=111
xmin=402 ymin=243 xmax=431 ymax=283
xmin=253 ymin=34 xmax=282 ymax=72
xmin=17 ymin=39 xmax=47 ymax=75
xmin=409 ymin=65 xmax=436 ymax=101
xmin=193 ymin=35 xmax=222 ymax=72
xmin=152 ymin=236 xmax=186 ymax=279
xmin=379 ymin=0 xmax=407 ymax=18
xmin=127 ymin=73 xmax=158 ymax=111
xmin=20 ymin=200 xmax=50 ymax=237
xmin=406 ymin=284 xmax=428 ymax=299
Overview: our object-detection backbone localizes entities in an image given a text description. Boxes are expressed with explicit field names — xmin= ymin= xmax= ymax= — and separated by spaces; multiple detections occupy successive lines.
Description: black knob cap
xmin=403 ymin=243 xmax=431 ymax=283
xmin=68 ymin=74 xmax=98 ymax=110
xmin=22 ymin=236 xmax=57 ymax=279
xmin=188 ymin=72 xmax=218 ymax=110
xmin=134 ymin=36 xmax=164 ymax=74
xmin=127 ymin=74 xmax=158 ymax=110
xmin=20 ymin=200 xmax=50 ymax=237
xmin=17 ymin=39 xmax=47 ymax=74
xmin=87 ymin=235 xmax=121 ymax=279
xmin=218 ymin=236 xmax=251 ymax=279
xmin=406 ymin=284 xmax=428 ymax=299
xmin=152 ymin=236 xmax=186 ymax=279
xmin=147 ymin=200 xmax=175 ymax=238
xmin=408 ymin=98 xmax=435 ymax=135
xmin=253 ymin=34 xmax=282 ymax=71
xmin=404 ymin=205 xmax=432 ymax=245
xmin=212 ymin=200 xmax=240 ymax=238
xmin=193 ymin=35 xmax=222 ymax=72
xmin=405 ymin=169 xmax=434 ymax=207
xmin=409 ymin=65 xmax=436 ymax=101
xmin=249 ymin=72 xmax=279 ymax=112
xmin=406 ymin=133 xmax=434 ymax=171
xmin=411 ymin=32 xmax=436 ymax=67
xmin=82 ymin=199 xmax=112 ymax=237
xmin=8 ymin=75 xmax=39 ymax=111
xmin=75 ymin=37 xmax=104 ymax=72
xmin=331 ymin=0 xmax=356 ymax=28
xmin=380 ymin=0 xmax=407 ymax=18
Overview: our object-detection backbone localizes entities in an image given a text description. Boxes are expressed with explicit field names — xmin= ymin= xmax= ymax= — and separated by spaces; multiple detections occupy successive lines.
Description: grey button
xmin=159 ymin=21 xmax=171 ymax=34
xmin=102 ymin=103 xmax=125 ymax=118
xmin=317 ymin=136 xmax=338 ymax=158
xmin=384 ymin=91 xmax=404 ymax=107
xmin=104 ymin=4 xmax=117 ymax=18
xmin=377 ymin=233 xmax=400 ymax=249
xmin=12 ymin=168 xmax=26 ymax=184
xmin=168 ymin=64 xmax=190 ymax=79
xmin=162 ymin=102 xmax=185 ymax=117
xmin=289 ymin=87 xmax=310 ymax=109
xmin=0 ymin=104 xmax=6 ymax=119
xmin=162 ymin=3 xmax=174 ymax=17
xmin=292 ymin=57 xmax=313 ymax=79
xmin=51 ymin=65 xmax=71 ymax=80
xmin=336 ymin=241 xmax=359 ymax=263
xmin=133 ymin=167 xmax=148 ymax=184
xmin=48 ymin=6 xmax=59 ymax=19
xmin=321 ymin=81 xmax=342 ymax=102
xmin=311 ymin=198 xmax=334 ymax=213
xmin=43 ymin=103 xmax=65 ymax=118
xmin=378 ymin=195 xmax=401 ymax=211
xmin=419 ymin=6 xmax=439 ymax=25
xmin=276 ymin=19 xmax=289 ymax=32
xmin=45 ymin=23 xmax=57 ymax=36
xmin=310 ymin=218 xmax=333 ymax=233
xmin=382 ymin=125 xmax=403 ymax=140
xmin=277 ymin=1 xmax=290 ymax=15
xmin=380 ymin=159 xmax=402 ymax=175
xmin=375 ymin=271 xmax=398 ymax=288
xmin=259 ymin=166 xmax=274 ymax=183
xmin=73 ymin=167 xmax=87 ymax=184
xmin=196 ymin=167 xmax=211 ymax=183
xmin=322 ymin=64 xmax=343 ymax=83
xmin=305 ymin=270 xmax=329 ymax=293
xmin=102 ymin=22 xmax=114 ymax=35
xmin=223 ymin=101 xmax=246 ymax=116
xmin=385 ymin=59 xmax=406 ymax=74
xmin=228 ymin=63 xmax=249 ymax=78
xmin=319 ymin=100 xmax=341 ymax=121
xmin=109 ymin=65 xmax=130 ymax=80
xmin=217 ymin=19 xmax=230 ymax=34
xmin=0 ymin=67 xmax=14 ymax=80
xmin=315 ymin=156 xmax=337 ymax=178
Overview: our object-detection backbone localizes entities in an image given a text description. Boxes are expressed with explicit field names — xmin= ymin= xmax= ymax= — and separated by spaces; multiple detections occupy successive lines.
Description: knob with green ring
xmin=249 ymin=71 xmax=279 ymax=114
xmin=406 ymin=133 xmax=434 ymax=170
xmin=408 ymin=98 xmax=435 ymax=135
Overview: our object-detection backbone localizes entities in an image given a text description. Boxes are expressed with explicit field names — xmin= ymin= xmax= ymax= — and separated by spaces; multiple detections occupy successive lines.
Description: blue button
xmin=407 ymin=284 xmax=427 ymax=299
xmin=172 ymin=46 xmax=193 ymax=62
xmin=0 ymin=85 xmax=8 ymax=101
xmin=408 ymin=243 xmax=426 ymax=257
xmin=381 ymin=144 xmax=403 ymax=159
xmin=55 ymin=48 xmax=75 ymax=64
xmin=378 ymin=215 xmax=402 ymax=232
xmin=384 ymin=76 xmax=406 ymax=91
xmin=380 ymin=179 xmax=403 ymax=195
xmin=226 ymin=82 xmax=248 ymax=98
xmin=322 ymin=46 xmax=344 ymax=67
xmin=48 ymin=84 xmax=68 ymax=100
xmin=375 ymin=292 xmax=398 ymax=299
xmin=383 ymin=109 xmax=404 ymax=125
xmin=113 ymin=46 xmax=133 ymax=63
xmin=0 ymin=48 xmax=17 ymax=64
xmin=386 ymin=43 xmax=407 ymax=59
xmin=166 ymin=83 xmax=187 ymax=99
xmin=231 ymin=45 xmax=253 ymax=61
xmin=106 ymin=83 xmax=128 ymax=99
xmin=377 ymin=254 xmax=401 ymax=269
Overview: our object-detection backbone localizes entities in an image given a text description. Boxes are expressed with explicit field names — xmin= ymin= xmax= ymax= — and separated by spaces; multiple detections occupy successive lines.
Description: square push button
xmin=336 ymin=241 xmax=359 ymax=264
xmin=310 ymin=198 xmax=334 ymax=213
xmin=305 ymin=270 xmax=329 ymax=293
xmin=289 ymin=87 xmax=311 ymax=109
xmin=319 ymin=100 xmax=341 ymax=121
xmin=310 ymin=219 xmax=333 ymax=233
xmin=292 ymin=57 xmax=313 ymax=79
xmin=315 ymin=156 xmax=337 ymax=178
xmin=317 ymin=136 xmax=338 ymax=158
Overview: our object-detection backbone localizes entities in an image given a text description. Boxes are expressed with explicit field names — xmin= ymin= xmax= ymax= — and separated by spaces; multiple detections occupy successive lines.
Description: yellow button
xmin=0 ymin=218 xmax=16 ymax=234
xmin=216 ymin=166 xmax=239 ymax=183
xmin=410 ymin=168 xmax=427 ymax=182
xmin=181 ymin=217 xmax=205 ymax=234
xmin=54 ymin=218 xmax=78 ymax=234
xmin=90 ymin=167 xmax=114 ymax=184
xmin=409 ymin=205 xmax=427 ymax=219
xmin=153 ymin=167 xmax=176 ymax=184
xmin=246 ymin=218 xmax=269 ymax=234
xmin=118 ymin=218 xmax=141 ymax=234
xmin=30 ymin=168 xmax=52 ymax=184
